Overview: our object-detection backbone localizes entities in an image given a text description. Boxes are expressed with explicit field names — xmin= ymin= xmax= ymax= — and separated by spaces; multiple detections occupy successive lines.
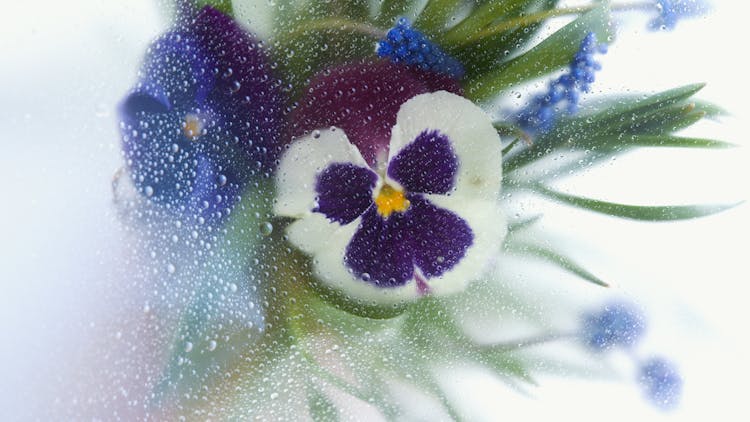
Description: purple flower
xmin=276 ymin=92 xmax=506 ymax=305
xmin=118 ymin=7 xmax=285 ymax=220
xmin=638 ymin=357 xmax=683 ymax=410
xmin=581 ymin=301 xmax=646 ymax=351
xmin=292 ymin=59 xmax=461 ymax=168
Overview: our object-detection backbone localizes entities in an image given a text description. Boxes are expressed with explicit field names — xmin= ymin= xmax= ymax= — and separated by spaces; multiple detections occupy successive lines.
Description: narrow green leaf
xmin=535 ymin=184 xmax=740 ymax=221
xmin=507 ymin=214 xmax=543 ymax=234
xmin=308 ymin=387 xmax=340 ymax=422
xmin=442 ymin=0 xmax=530 ymax=42
xmin=502 ymin=84 xmax=715 ymax=173
xmin=415 ymin=0 xmax=462 ymax=34
xmin=465 ymin=3 xmax=612 ymax=102
xmin=502 ymin=138 xmax=521 ymax=156
xmin=506 ymin=241 xmax=609 ymax=287
xmin=479 ymin=349 xmax=537 ymax=384
xmin=582 ymin=134 xmax=734 ymax=151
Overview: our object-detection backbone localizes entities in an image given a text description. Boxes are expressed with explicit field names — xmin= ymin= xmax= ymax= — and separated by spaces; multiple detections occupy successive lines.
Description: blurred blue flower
xmin=377 ymin=18 xmax=464 ymax=78
xmin=581 ymin=301 xmax=645 ymax=351
xmin=638 ymin=357 xmax=683 ymax=410
xmin=650 ymin=0 xmax=710 ymax=30
xmin=119 ymin=6 xmax=285 ymax=220
xmin=515 ymin=32 xmax=606 ymax=134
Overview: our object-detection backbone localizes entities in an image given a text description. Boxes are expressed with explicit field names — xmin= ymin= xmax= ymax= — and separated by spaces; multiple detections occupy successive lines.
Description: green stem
xmin=446 ymin=1 xmax=655 ymax=46
xmin=483 ymin=332 xmax=577 ymax=350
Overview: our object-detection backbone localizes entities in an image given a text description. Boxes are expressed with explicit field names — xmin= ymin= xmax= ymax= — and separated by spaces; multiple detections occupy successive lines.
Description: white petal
xmin=421 ymin=195 xmax=507 ymax=296
xmin=286 ymin=213 xmax=344 ymax=255
xmin=388 ymin=91 xmax=503 ymax=201
xmin=274 ymin=128 xmax=369 ymax=218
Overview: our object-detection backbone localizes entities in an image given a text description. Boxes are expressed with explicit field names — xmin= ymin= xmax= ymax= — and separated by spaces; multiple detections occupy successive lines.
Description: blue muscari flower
xmin=580 ymin=301 xmax=646 ymax=351
xmin=119 ymin=6 xmax=285 ymax=221
xmin=377 ymin=18 xmax=464 ymax=79
xmin=638 ymin=357 xmax=683 ymax=410
xmin=515 ymin=32 xmax=606 ymax=134
xmin=649 ymin=0 xmax=710 ymax=31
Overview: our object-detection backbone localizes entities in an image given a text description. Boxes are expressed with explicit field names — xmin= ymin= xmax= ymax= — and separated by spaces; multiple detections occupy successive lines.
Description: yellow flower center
xmin=183 ymin=113 xmax=204 ymax=140
xmin=374 ymin=184 xmax=410 ymax=218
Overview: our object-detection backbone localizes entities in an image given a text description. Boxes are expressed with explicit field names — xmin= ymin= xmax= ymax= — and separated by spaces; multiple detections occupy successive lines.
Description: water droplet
xmin=167 ymin=263 xmax=176 ymax=274
xmin=207 ymin=340 xmax=217 ymax=351
xmin=144 ymin=186 xmax=154 ymax=197
xmin=259 ymin=221 xmax=273 ymax=236
xmin=184 ymin=342 xmax=193 ymax=353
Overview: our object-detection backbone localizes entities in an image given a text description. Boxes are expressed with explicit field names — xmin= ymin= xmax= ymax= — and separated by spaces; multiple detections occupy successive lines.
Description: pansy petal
xmin=404 ymin=195 xmax=473 ymax=279
xmin=310 ymin=217 xmax=420 ymax=306
xmin=387 ymin=130 xmax=458 ymax=194
xmin=286 ymin=213 xmax=348 ymax=256
xmin=275 ymin=129 xmax=370 ymax=218
xmin=345 ymin=208 xmax=416 ymax=287
xmin=420 ymin=194 xmax=507 ymax=296
xmin=192 ymin=6 xmax=287 ymax=169
xmin=314 ymin=163 xmax=377 ymax=225
xmin=389 ymin=91 xmax=503 ymax=200
xmin=140 ymin=30 xmax=212 ymax=108
xmin=120 ymin=82 xmax=171 ymax=118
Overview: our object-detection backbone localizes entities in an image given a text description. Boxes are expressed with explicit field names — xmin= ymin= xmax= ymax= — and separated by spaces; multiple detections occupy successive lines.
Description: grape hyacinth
xmin=650 ymin=0 xmax=710 ymax=30
xmin=580 ymin=301 xmax=646 ymax=351
xmin=377 ymin=18 xmax=464 ymax=79
xmin=515 ymin=32 xmax=607 ymax=134
xmin=638 ymin=357 xmax=683 ymax=410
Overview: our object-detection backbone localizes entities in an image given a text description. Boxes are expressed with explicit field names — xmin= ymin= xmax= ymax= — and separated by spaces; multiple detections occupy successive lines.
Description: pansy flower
xmin=276 ymin=91 xmax=506 ymax=305
xmin=118 ymin=6 xmax=284 ymax=220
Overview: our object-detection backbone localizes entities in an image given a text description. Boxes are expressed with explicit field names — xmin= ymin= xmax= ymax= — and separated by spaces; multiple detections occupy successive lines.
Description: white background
xmin=1 ymin=0 xmax=748 ymax=420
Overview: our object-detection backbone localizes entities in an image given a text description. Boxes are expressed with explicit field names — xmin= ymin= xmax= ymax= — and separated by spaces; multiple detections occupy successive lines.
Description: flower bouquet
xmin=112 ymin=0 xmax=734 ymax=419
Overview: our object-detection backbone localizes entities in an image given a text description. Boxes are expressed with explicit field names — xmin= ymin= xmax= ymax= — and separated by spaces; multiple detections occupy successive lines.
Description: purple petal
xmin=293 ymin=59 xmax=462 ymax=167
xmin=192 ymin=6 xmax=287 ymax=168
xmin=345 ymin=195 xmax=473 ymax=287
xmin=387 ymin=129 xmax=458 ymax=195
xmin=405 ymin=195 xmax=473 ymax=278
xmin=314 ymin=163 xmax=377 ymax=225
xmin=345 ymin=207 xmax=416 ymax=287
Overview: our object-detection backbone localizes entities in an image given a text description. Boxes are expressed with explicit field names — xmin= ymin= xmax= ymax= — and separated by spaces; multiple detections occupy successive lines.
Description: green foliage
xmin=534 ymin=184 xmax=739 ymax=221
xmin=465 ymin=3 xmax=612 ymax=102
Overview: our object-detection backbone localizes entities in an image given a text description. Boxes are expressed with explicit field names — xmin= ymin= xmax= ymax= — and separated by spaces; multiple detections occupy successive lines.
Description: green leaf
xmin=465 ymin=3 xmax=612 ymax=102
xmin=376 ymin=0 xmax=414 ymax=26
xmin=415 ymin=0 xmax=463 ymax=34
xmin=502 ymin=84 xmax=716 ymax=173
xmin=502 ymin=138 xmax=521 ymax=156
xmin=478 ymin=348 xmax=537 ymax=384
xmin=507 ymin=214 xmax=543 ymax=233
xmin=506 ymin=241 xmax=609 ymax=287
xmin=442 ymin=0 xmax=533 ymax=42
xmin=449 ymin=0 xmax=560 ymax=79
xmin=534 ymin=184 xmax=740 ymax=221
xmin=195 ymin=0 xmax=233 ymax=15
xmin=308 ymin=387 xmax=340 ymax=421
xmin=597 ymin=134 xmax=735 ymax=150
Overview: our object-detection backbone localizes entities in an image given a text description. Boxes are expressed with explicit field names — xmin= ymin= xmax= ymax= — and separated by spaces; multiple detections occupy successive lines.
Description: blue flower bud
xmin=580 ymin=301 xmax=646 ymax=351
xmin=376 ymin=18 xmax=464 ymax=78
xmin=638 ymin=357 xmax=683 ymax=410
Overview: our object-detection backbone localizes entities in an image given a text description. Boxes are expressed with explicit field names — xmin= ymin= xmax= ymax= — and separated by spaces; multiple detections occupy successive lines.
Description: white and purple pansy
xmin=275 ymin=91 xmax=506 ymax=305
